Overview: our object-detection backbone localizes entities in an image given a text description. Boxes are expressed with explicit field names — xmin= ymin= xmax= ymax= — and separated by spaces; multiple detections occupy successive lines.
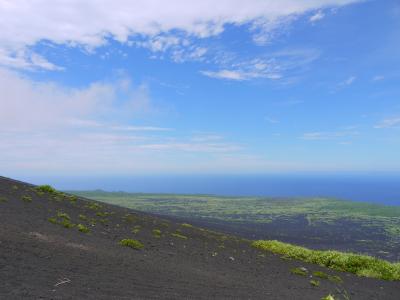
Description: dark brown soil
xmin=0 ymin=176 xmax=399 ymax=299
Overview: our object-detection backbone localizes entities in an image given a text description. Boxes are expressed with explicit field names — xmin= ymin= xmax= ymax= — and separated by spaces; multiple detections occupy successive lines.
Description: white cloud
xmin=202 ymin=48 xmax=319 ymax=81
xmin=372 ymin=75 xmax=384 ymax=82
xmin=0 ymin=68 xmax=156 ymax=131
xmin=309 ymin=11 xmax=325 ymax=22
xmin=300 ymin=130 xmax=359 ymax=140
xmin=0 ymin=0 xmax=361 ymax=70
xmin=341 ymin=76 xmax=356 ymax=85
xmin=374 ymin=117 xmax=400 ymax=129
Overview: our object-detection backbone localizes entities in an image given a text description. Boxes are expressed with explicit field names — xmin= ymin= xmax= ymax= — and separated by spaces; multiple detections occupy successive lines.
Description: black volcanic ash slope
xmin=0 ymin=176 xmax=398 ymax=299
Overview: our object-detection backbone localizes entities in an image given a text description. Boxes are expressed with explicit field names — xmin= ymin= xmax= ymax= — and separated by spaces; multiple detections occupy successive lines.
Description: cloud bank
xmin=0 ymin=0 xmax=360 ymax=70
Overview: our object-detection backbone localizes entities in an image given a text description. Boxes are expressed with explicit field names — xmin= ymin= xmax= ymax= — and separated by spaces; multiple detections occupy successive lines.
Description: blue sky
xmin=1 ymin=0 xmax=400 ymax=176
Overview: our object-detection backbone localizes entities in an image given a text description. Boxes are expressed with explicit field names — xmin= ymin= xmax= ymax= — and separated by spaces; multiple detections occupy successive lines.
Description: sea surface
xmin=18 ymin=173 xmax=400 ymax=206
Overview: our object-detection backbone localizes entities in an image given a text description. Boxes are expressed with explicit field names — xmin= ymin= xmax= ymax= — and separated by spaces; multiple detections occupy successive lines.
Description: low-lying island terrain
xmin=74 ymin=191 xmax=400 ymax=262
xmin=1 ymin=176 xmax=399 ymax=299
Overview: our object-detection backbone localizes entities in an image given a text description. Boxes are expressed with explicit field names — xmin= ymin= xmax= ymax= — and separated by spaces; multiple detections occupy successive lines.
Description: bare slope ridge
xmin=0 ymin=176 xmax=398 ymax=299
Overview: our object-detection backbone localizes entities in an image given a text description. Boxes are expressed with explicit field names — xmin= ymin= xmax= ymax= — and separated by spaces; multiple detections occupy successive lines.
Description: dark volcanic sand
xmin=0 ymin=176 xmax=399 ymax=299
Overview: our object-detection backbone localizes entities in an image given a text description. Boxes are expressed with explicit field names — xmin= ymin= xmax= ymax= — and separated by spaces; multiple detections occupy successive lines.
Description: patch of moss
xmin=253 ymin=240 xmax=400 ymax=281
xmin=119 ymin=239 xmax=144 ymax=250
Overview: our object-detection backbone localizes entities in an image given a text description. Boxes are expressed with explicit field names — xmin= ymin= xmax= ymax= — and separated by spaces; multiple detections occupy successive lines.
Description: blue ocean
xmin=19 ymin=173 xmax=400 ymax=206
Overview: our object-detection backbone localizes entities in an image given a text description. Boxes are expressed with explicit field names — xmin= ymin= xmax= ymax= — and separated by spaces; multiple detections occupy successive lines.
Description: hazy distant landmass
xmin=26 ymin=174 xmax=400 ymax=205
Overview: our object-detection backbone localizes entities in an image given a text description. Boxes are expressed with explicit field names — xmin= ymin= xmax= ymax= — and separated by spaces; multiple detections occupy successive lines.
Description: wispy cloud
xmin=372 ymin=75 xmax=385 ymax=82
xmin=201 ymin=48 xmax=320 ymax=81
xmin=340 ymin=76 xmax=356 ymax=86
xmin=300 ymin=130 xmax=359 ymax=140
xmin=374 ymin=117 xmax=400 ymax=129
xmin=309 ymin=11 xmax=325 ymax=23
xmin=265 ymin=117 xmax=279 ymax=124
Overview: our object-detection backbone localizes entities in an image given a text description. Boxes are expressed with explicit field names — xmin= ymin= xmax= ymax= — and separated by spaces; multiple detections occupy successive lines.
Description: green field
xmin=70 ymin=191 xmax=400 ymax=261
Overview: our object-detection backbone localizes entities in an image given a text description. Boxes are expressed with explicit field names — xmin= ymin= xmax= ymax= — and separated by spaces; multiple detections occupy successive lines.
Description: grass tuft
xmin=119 ymin=239 xmax=144 ymax=250
xmin=152 ymin=229 xmax=162 ymax=238
xmin=252 ymin=240 xmax=400 ymax=281
xmin=171 ymin=232 xmax=188 ymax=240
xmin=310 ymin=279 xmax=320 ymax=287
xmin=77 ymin=224 xmax=90 ymax=233
xmin=291 ymin=267 xmax=307 ymax=276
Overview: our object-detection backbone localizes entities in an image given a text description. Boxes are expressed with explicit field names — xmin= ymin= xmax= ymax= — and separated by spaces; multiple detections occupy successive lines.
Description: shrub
xmin=119 ymin=239 xmax=144 ymax=250
xmin=21 ymin=195 xmax=32 ymax=203
xmin=252 ymin=240 xmax=400 ymax=281
xmin=35 ymin=185 xmax=57 ymax=194
xmin=77 ymin=224 xmax=90 ymax=233
xmin=171 ymin=232 xmax=188 ymax=240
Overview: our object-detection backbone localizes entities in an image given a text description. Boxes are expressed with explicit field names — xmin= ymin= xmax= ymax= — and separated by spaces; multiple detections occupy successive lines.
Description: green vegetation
xmin=123 ymin=214 xmax=137 ymax=223
xmin=291 ymin=267 xmax=307 ymax=276
xmin=171 ymin=232 xmax=188 ymax=240
xmin=21 ymin=195 xmax=32 ymax=203
xmin=0 ymin=196 xmax=8 ymax=203
xmin=321 ymin=295 xmax=335 ymax=300
xmin=77 ymin=224 xmax=90 ymax=233
xmin=252 ymin=240 xmax=400 ymax=281
xmin=152 ymin=229 xmax=162 ymax=238
xmin=85 ymin=202 xmax=103 ymax=211
xmin=312 ymin=271 xmax=342 ymax=283
xmin=119 ymin=239 xmax=144 ymax=250
xmin=48 ymin=217 xmax=57 ymax=224
xmin=79 ymin=214 xmax=88 ymax=221
xmin=69 ymin=191 xmax=400 ymax=257
xmin=310 ymin=279 xmax=320 ymax=287
xmin=181 ymin=223 xmax=193 ymax=228
xmin=57 ymin=212 xmax=71 ymax=220
xmin=12 ymin=185 xmax=18 ymax=190
xmin=35 ymin=185 xmax=57 ymax=194
xmin=132 ymin=225 xmax=141 ymax=234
